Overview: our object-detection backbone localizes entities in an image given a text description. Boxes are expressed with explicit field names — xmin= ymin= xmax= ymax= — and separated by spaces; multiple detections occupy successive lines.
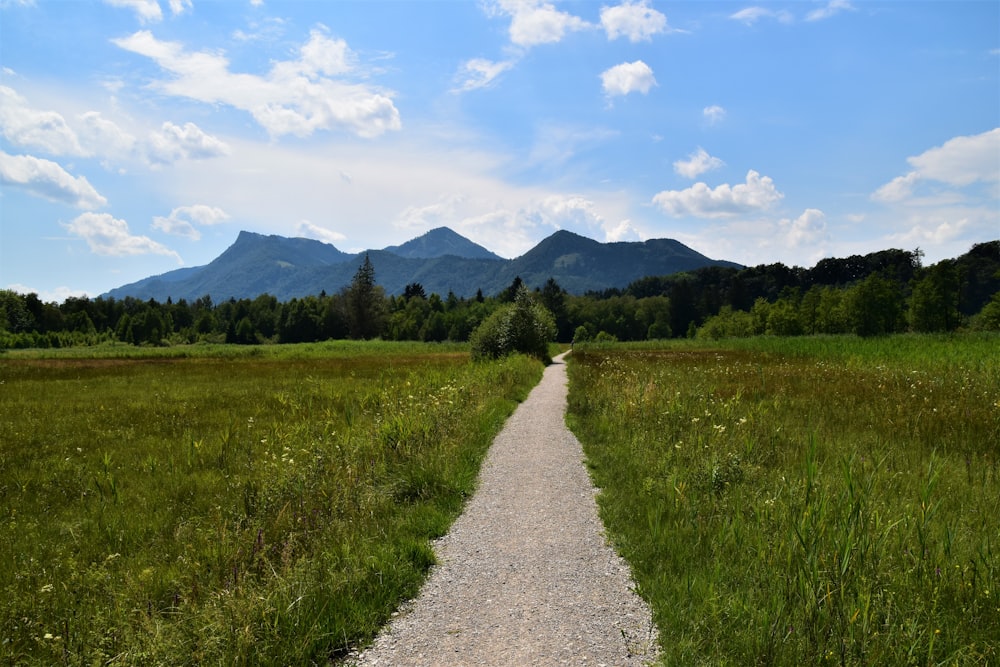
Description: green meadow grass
xmin=567 ymin=335 xmax=999 ymax=666
xmin=0 ymin=342 xmax=541 ymax=665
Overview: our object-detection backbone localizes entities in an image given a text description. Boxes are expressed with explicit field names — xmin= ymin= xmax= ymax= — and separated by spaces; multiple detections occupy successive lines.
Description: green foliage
xmin=970 ymin=291 xmax=1000 ymax=331
xmin=345 ymin=253 xmax=387 ymax=340
xmin=567 ymin=337 xmax=999 ymax=666
xmin=469 ymin=286 xmax=557 ymax=363
xmin=0 ymin=241 xmax=996 ymax=352
xmin=0 ymin=343 xmax=542 ymax=664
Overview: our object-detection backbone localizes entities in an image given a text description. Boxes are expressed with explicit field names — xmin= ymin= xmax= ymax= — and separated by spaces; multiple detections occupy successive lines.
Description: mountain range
xmin=104 ymin=227 xmax=742 ymax=302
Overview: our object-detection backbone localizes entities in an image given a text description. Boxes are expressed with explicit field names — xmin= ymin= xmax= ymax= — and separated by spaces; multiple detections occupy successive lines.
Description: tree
xmin=403 ymin=283 xmax=427 ymax=300
xmin=345 ymin=253 xmax=386 ymax=340
xmin=909 ymin=262 xmax=961 ymax=332
xmin=470 ymin=285 xmax=556 ymax=362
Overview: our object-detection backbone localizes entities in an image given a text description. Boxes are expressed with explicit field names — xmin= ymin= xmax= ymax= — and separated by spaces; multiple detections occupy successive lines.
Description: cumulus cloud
xmin=0 ymin=85 xmax=230 ymax=168
xmin=78 ymin=111 xmax=137 ymax=160
xmin=703 ymin=105 xmax=726 ymax=125
xmin=652 ymin=169 xmax=783 ymax=218
xmin=168 ymin=0 xmax=191 ymax=16
xmin=453 ymin=58 xmax=516 ymax=92
xmin=602 ymin=219 xmax=642 ymax=243
xmin=146 ymin=121 xmax=230 ymax=165
xmin=0 ymin=150 xmax=107 ymax=209
xmin=806 ymin=0 xmax=855 ymax=22
xmin=295 ymin=220 xmax=346 ymax=245
xmin=152 ymin=204 xmax=230 ymax=239
xmin=873 ymin=128 xmax=1000 ymax=202
xmin=65 ymin=212 xmax=181 ymax=262
xmin=872 ymin=171 xmax=920 ymax=203
xmin=782 ymin=208 xmax=828 ymax=246
xmin=600 ymin=60 xmax=656 ymax=97
xmin=104 ymin=0 xmax=163 ymax=24
xmin=0 ymin=85 xmax=85 ymax=156
xmin=600 ymin=0 xmax=668 ymax=42
xmin=673 ymin=147 xmax=725 ymax=179
xmin=112 ymin=28 xmax=401 ymax=138
xmin=486 ymin=0 xmax=592 ymax=47
xmin=730 ymin=6 xmax=794 ymax=25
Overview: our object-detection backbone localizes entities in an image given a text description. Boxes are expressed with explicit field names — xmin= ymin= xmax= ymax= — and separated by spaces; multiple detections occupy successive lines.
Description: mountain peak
xmin=383 ymin=227 xmax=503 ymax=260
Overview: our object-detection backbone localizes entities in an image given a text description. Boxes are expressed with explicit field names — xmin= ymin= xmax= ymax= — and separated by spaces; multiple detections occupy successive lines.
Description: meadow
xmin=0 ymin=342 xmax=542 ymax=665
xmin=567 ymin=334 xmax=999 ymax=666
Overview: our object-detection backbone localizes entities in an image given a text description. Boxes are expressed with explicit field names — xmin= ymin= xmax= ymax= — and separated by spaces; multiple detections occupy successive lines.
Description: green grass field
xmin=568 ymin=334 xmax=999 ymax=666
xmin=0 ymin=342 xmax=542 ymax=665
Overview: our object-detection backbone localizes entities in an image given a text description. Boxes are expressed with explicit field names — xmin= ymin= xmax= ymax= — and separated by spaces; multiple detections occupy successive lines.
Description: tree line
xmin=1 ymin=242 xmax=997 ymax=350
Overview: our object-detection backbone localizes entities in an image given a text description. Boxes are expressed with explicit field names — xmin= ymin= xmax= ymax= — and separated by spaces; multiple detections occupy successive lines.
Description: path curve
xmin=351 ymin=353 xmax=659 ymax=666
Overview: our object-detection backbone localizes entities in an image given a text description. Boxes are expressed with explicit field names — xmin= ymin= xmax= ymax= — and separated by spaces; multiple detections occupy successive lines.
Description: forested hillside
xmin=2 ymin=242 xmax=997 ymax=349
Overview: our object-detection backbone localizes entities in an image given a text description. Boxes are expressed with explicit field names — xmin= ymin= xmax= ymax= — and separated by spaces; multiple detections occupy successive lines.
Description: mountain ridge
xmin=103 ymin=227 xmax=741 ymax=302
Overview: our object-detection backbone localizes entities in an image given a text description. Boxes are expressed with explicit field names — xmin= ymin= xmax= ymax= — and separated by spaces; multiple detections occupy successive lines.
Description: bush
xmin=470 ymin=286 xmax=556 ymax=363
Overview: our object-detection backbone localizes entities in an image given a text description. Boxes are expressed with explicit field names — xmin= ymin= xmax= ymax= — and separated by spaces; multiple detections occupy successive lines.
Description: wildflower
xmin=44 ymin=633 xmax=54 ymax=640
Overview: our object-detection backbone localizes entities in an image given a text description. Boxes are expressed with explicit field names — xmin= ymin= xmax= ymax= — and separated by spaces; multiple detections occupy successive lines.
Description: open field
xmin=567 ymin=334 xmax=999 ymax=666
xmin=0 ymin=342 xmax=542 ymax=665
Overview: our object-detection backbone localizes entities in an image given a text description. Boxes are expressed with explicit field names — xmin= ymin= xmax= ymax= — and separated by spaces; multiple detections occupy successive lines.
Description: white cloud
xmin=600 ymin=60 xmax=656 ymax=97
xmin=78 ymin=111 xmax=137 ymax=160
xmin=673 ymin=147 xmax=725 ymax=179
xmin=603 ymin=219 xmax=642 ymax=243
xmin=0 ymin=85 xmax=85 ymax=156
xmin=907 ymin=128 xmax=1000 ymax=187
xmin=703 ymin=105 xmax=726 ymax=125
xmin=394 ymin=195 xmax=466 ymax=230
xmin=873 ymin=128 xmax=1000 ymax=201
xmin=112 ymin=28 xmax=401 ymax=139
xmin=601 ymin=0 xmax=668 ymax=42
xmin=872 ymin=171 xmax=919 ymax=203
xmin=653 ymin=170 xmax=783 ymax=218
xmin=453 ymin=58 xmax=516 ymax=92
xmin=168 ymin=0 xmax=191 ymax=16
xmin=6 ymin=283 xmax=90 ymax=303
xmin=295 ymin=220 xmax=346 ymax=245
xmin=730 ymin=6 xmax=794 ymax=25
xmin=104 ymin=0 xmax=163 ymax=24
xmin=153 ymin=204 xmax=230 ymax=239
xmin=65 ymin=212 xmax=182 ymax=262
xmin=806 ymin=0 xmax=855 ymax=22
xmin=490 ymin=0 xmax=592 ymax=47
xmin=0 ymin=150 xmax=107 ymax=209
xmin=782 ymin=208 xmax=828 ymax=246
xmin=146 ymin=121 xmax=230 ymax=165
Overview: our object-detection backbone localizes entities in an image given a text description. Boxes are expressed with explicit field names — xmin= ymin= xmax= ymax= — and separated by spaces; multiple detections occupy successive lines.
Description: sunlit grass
xmin=0 ymin=343 xmax=541 ymax=664
xmin=568 ymin=334 xmax=999 ymax=666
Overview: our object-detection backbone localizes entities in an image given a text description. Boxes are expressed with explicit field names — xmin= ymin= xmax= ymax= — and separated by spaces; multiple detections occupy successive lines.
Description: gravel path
xmin=350 ymin=353 xmax=659 ymax=666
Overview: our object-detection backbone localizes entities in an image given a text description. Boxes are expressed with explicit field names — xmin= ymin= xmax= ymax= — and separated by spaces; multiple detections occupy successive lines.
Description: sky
xmin=0 ymin=0 xmax=998 ymax=302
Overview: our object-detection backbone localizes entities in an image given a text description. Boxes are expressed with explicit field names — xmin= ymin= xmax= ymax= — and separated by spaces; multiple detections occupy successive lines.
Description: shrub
xmin=470 ymin=286 xmax=556 ymax=363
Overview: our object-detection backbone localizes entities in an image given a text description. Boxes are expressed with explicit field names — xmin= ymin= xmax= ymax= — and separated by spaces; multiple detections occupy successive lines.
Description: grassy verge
xmin=1 ymin=342 xmax=542 ymax=664
xmin=567 ymin=335 xmax=998 ymax=666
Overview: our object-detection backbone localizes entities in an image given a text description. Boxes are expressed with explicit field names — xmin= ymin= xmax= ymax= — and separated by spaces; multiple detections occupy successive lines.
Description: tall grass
xmin=568 ymin=335 xmax=998 ymax=666
xmin=0 ymin=342 xmax=541 ymax=664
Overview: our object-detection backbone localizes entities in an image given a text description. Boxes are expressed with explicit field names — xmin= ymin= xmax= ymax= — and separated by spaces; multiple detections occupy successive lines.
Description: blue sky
xmin=1 ymin=0 xmax=997 ymax=301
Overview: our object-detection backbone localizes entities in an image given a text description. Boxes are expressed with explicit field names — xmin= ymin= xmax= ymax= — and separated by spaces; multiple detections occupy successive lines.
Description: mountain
xmin=104 ymin=228 xmax=740 ymax=302
xmin=382 ymin=227 xmax=503 ymax=260
xmin=497 ymin=230 xmax=741 ymax=295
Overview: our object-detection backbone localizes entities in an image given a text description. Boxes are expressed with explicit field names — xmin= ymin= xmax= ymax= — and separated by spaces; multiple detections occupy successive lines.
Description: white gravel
xmin=350 ymin=353 xmax=659 ymax=666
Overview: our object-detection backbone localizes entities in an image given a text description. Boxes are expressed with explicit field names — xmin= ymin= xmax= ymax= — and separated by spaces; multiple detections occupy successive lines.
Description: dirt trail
xmin=351 ymin=353 xmax=659 ymax=666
